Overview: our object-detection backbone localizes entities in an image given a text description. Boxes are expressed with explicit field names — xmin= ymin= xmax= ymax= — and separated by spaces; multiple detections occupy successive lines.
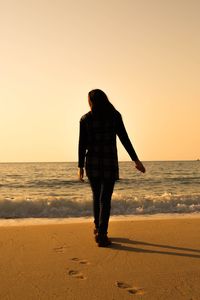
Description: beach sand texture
xmin=0 ymin=217 xmax=200 ymax=299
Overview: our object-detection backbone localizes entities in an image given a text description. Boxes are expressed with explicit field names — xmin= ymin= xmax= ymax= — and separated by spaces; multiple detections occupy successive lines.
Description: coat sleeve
xmin=78 ymin=119 xmax=87 ymax=168
xmin=116 ymin=113 xmax=139 ymax=162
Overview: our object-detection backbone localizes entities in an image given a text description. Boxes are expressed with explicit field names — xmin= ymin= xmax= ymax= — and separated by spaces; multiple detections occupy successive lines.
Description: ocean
xmin=0 ymin=161 xmax=199 ymax=220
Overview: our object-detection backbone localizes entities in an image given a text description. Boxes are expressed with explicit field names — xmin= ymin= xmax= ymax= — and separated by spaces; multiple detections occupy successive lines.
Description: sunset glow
xmin=1 ymin=0 xmax=200 ymax=162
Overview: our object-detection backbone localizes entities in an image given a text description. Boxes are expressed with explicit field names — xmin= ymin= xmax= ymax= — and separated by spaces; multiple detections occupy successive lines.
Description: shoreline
xmin=0 ymin=212 xmax=200 ymax=227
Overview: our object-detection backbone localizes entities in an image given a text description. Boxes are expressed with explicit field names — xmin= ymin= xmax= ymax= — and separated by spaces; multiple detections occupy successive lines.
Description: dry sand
xmin=0 ymin=216 xmax=200 ymax=300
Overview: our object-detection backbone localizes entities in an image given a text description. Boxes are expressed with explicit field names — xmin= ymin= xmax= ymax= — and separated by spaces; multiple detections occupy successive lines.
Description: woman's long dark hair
xmin=88 ymin=89 xmax=116 ymax=118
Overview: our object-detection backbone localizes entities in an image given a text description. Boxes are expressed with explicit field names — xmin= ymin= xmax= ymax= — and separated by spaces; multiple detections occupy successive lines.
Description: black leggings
xmin=89 ymin=179 xmax=115 ymax=234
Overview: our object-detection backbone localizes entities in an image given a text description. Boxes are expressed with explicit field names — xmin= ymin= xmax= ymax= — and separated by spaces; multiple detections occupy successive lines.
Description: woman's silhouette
xmin=78 ymin=89 xmax=145 ymax=247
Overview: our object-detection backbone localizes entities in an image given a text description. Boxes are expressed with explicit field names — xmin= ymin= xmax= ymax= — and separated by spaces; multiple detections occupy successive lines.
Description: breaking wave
xmin=0 ymin=193 xmax=200 ymax=219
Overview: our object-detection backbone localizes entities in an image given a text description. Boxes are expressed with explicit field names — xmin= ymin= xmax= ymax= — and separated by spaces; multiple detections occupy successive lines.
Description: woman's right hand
xmin=135 ymin=160 xmax=146 ymax=173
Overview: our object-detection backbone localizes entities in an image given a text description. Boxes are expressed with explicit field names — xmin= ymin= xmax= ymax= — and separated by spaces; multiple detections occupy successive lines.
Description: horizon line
xmin=0 ymin=159 xmax=199 ymax=164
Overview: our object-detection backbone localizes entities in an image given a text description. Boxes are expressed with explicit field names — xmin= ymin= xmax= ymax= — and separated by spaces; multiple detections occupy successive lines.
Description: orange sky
xmin=1 ymin=0 xmax=200 ymax=162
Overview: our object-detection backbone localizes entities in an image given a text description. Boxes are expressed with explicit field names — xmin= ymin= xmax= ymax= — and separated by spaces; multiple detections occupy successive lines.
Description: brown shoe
xmin=97 ymin=234 xmax=112 ymax=247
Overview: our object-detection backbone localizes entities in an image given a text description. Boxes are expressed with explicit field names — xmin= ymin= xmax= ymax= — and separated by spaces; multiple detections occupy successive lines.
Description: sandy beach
xmin=0 ymin=216 xmax=200 ymax=300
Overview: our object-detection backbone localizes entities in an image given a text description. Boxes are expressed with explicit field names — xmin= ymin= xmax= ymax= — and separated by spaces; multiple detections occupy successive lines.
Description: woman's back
xmin=79 ymin=110 xmax=120 ymax=179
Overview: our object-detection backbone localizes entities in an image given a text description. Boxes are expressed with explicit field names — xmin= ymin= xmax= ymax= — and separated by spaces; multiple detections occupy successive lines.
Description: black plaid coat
xmin=78 ymin=110 xmax=138 ymax=180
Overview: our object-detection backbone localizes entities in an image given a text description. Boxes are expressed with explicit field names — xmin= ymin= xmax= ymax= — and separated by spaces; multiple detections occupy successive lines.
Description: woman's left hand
xmin=78 ymin=167 xmax=84 ymax=182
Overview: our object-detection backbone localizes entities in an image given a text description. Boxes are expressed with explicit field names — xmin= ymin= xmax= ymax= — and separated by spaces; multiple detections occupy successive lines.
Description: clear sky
xmin=1 ymin=0 xmax=200 ymax=162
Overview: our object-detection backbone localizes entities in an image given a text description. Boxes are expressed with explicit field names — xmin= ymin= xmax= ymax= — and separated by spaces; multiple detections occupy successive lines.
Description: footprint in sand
xmin=71 ymin=257 xmax=90 ymax=265
xmin=68 ymin=270 xmax=86 ymax=280
xmin=66 ymin=258 xmax=89 ymax=281
xmin=53 ymin=246 xmax=67 ymax=253
xmin=115 ymin=281 xmax=145 ymax=295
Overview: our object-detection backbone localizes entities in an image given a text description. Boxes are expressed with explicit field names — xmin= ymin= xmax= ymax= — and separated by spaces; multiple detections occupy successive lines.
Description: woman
xmin=78 ymin=89 xmax=145 ymax=247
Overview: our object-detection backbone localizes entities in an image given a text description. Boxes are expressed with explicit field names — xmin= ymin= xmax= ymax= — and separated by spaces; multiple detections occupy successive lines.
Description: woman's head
xmin=88 ymin=89 xmax=115 ymax=117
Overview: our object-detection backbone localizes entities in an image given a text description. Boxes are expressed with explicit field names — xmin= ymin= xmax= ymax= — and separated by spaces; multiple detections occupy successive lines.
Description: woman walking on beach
xmin=78 ymin=89 xmax=145 ymax=247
